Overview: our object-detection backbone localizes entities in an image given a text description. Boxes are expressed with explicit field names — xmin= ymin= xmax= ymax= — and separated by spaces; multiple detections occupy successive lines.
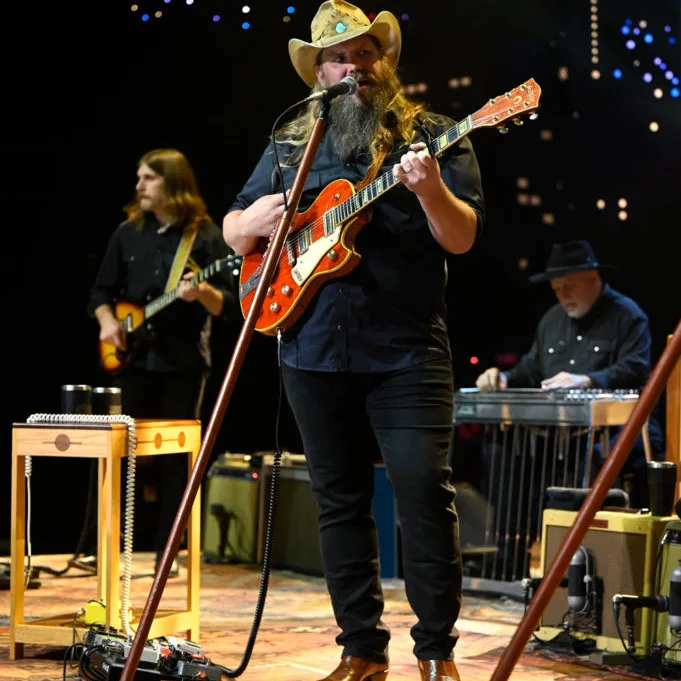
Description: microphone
xmin=567 ymin=547 xmax=588 ymax=612
xmin=305 ymin=76 xmax=359 ymax=102
xmin=612 ymin=593 xmax=669 ymax=612
xmin=613 ymin=593 xmax=669 ymax=653
xmin=669 ymin=564 xmax=681 ymax=631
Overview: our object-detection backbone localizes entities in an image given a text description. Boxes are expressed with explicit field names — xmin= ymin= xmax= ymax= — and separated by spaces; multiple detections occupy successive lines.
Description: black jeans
xmin=281 ymin=359 xmax=462 ymax=663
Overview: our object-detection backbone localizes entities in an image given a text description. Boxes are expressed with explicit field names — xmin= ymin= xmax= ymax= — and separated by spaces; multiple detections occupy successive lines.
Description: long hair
xmin=275 ymin=59 xmax=428 ymax=181
xmin=124 ymin=148 xmax=211 ymax=230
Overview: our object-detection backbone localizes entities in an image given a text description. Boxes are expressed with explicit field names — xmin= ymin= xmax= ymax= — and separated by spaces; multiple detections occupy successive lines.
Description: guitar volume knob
xmin=267 ymin=287 xmax=274 ymax=296
xmin=327 ymin=249 xmax=338 ymax=261
xmin=281 ymin=285 xmax=292 ymax=296
xmin=269 ymin=302 xmax=281 ymax=313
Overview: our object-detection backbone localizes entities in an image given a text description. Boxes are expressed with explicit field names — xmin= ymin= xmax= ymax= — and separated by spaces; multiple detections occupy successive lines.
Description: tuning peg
xmin=498 ymin=126 xmax=509 ymax=134
xmin=513 ymin=118 xmax=524 ymax=126
xmin=529 ymin=113 xmax=538 ymax=120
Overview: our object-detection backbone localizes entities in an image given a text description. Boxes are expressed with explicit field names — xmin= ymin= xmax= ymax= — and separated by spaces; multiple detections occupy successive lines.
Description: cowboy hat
xmin=288 ymin=1 xmax=401 ymax=87
xmin=528 ymin=240 xmax=615 ymax=283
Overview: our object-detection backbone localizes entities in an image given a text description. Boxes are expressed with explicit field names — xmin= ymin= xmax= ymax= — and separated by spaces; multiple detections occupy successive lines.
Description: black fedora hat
xmin=529 ymin=240 xmax=615 ymax=283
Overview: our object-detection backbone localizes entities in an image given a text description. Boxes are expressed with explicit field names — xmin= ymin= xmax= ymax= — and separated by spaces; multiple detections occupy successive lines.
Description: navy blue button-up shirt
xmin=229 ymin=113 xmax=485 ymax=372
xmin=505 ymin=284 xmax=653 ymax=389
xmin=88 ymin=216 xmax=238 ymax=372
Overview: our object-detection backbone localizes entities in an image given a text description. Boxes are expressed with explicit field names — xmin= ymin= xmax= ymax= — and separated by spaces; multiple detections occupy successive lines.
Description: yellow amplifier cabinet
xmin=654 ymin=520 xmax=681 ymax=663
xmin=538 ymin=508 xmax=674 ymax=654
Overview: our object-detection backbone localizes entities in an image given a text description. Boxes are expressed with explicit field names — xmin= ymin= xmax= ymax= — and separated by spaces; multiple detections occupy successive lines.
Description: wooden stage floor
xmin=0 ymin=553 xmax=671 ymax=680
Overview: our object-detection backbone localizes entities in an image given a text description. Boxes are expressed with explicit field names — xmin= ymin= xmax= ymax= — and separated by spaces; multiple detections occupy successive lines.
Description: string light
xmin=590 ymin=0 xmax=600 ymax=65
xmin=612 ymin=15 xmax=679 ymax=100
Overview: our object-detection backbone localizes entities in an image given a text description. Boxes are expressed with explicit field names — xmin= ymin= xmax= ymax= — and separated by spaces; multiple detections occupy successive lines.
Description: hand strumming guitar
xmin=95 ymin=305 xmax=127 ymax=351
xmin=223 ymin=189 xmax=291 ymax=256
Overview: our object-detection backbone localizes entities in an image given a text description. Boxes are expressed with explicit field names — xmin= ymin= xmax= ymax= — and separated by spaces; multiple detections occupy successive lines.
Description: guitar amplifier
xmin=257 ymin=454 xmax=324 ymax=576
xmin=538 ymin=509 xmax=674 ymax=654
xmin=257 ymin=455 xmax=399 ymax=578
xmin=202 ymin=452 xmax=263 ymax=564
xmin=653 ymin=520 xmax=681 ymax=664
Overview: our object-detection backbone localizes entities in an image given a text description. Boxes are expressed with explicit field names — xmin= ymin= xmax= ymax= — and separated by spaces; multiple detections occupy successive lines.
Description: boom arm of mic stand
xmin=118 ymin=102 xmax=332 ymax=681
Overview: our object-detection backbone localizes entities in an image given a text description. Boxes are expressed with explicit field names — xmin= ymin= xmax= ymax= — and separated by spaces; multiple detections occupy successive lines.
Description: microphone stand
xmin=119 ymin=99 xmax=333 ymax=681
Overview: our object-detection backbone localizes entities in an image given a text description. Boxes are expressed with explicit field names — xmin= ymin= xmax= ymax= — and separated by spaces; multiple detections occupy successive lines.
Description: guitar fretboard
xmin=144 ymin=257 xmax=239 ymax=320
xmin=288 ymin=115 xmax=473 ymax=256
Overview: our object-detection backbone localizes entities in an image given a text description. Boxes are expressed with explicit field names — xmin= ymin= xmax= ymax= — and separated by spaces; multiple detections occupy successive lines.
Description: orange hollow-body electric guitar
xmin=99 ymin=254 xmax=242 ymax=374
xmin=238 ymin=79 xmax=542 ymax=336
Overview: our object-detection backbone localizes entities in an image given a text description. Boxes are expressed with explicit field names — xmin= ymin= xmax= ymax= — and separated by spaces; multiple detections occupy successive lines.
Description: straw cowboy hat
xmin=528 ymin=240 xmax=615 ymax=283
xmin=288 ymin=1 xmax=402 ymax=87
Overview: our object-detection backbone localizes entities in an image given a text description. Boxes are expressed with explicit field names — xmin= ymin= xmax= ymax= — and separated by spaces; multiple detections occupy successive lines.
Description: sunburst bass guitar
xmin=99 ymin=254 xmax=242 ymax=374
xmin=238 ymin=78 xmax=542 ymax=336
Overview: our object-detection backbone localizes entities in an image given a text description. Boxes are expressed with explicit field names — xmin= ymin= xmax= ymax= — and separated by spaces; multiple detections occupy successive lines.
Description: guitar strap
xmin=165 ymin=225 xmax=199 ymax=292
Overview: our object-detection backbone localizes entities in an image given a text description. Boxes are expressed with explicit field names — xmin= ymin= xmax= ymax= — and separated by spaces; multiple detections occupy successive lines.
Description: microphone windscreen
xmin=341 ymin=76 xmax=358 ymax=94
xmin=567 ymin=547 xmax=587 ymax=612
xmin=669 ymin=564 xmax=681 ymax=631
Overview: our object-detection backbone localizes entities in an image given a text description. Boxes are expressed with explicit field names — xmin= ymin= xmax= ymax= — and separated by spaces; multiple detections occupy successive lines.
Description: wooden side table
xmin=9 ymin=418 xmax=202 ymax=660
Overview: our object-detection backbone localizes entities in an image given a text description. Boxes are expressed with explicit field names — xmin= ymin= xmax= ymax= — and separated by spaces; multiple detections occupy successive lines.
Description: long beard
xmin=326 ymin=72 xmax=395 ymax=163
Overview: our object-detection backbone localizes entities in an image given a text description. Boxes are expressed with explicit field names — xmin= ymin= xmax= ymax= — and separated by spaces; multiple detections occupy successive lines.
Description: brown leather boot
xmin=316 ymin=655 xmax=389 ymax=681
xmin=417 ymin=659 xmax=461 ymax=681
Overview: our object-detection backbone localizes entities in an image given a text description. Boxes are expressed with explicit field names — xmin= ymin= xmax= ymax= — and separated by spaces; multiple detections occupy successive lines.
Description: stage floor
xmin=0 ymin=553 xmax=665 ymax=680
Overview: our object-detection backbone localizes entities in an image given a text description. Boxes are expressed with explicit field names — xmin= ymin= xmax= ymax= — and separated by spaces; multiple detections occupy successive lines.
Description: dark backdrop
xmin=2 ymin=1 xmax=679 ymax=555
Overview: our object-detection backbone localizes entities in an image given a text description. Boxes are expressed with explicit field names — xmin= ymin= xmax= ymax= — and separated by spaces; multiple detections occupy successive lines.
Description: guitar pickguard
xmin=291 ymin=229 xmax=341 ymax=285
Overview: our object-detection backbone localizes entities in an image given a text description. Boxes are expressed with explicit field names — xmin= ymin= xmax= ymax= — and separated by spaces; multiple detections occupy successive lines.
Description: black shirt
xmin=229 ymin=113 xmax=485 ymax=372
xmin=87 ymin=215 xmax=238 ymax=372
xmin=505 ymin=284 xmax=652 ymax=389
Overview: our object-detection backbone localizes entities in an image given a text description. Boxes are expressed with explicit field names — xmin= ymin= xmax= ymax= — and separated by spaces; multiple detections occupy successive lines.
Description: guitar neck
xmin=143 ymin=257 xmax=235 ymax=320
xmin=325 ymin=115 xmax=473 ymax=228
xmin=270 ymin=78 xmax=540 ymax=273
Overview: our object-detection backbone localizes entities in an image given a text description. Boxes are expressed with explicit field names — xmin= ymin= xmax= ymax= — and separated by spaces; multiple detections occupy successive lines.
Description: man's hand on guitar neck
xmin=393 ymin=142 xmax=440 ymax=194
xmin=94 ymin=304 xmax=127 ymax=350
xmin=177 ymin=272 xmax=225 ymax=316
xmin=393 ymin=142 xmax=478 ymax=255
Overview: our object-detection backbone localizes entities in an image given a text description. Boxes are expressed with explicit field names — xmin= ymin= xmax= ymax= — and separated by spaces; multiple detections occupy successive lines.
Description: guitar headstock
xmin=470 ymin=78 xmax=542 ymax=132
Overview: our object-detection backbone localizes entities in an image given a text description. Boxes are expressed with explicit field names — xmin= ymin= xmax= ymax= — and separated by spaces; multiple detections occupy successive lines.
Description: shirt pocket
xmin=543 ymin=340 xmax=568 ymax=358
xmin=586 ymin=339 xmax=613 ymax=356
